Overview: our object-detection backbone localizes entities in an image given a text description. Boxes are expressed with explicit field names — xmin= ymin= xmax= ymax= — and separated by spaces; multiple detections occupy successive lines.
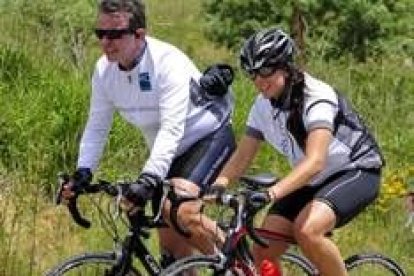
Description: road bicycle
xmin=161 ymin=173 xmax=406 ymax=275
xmin=45 ymin=174 xmax=180 ymax=276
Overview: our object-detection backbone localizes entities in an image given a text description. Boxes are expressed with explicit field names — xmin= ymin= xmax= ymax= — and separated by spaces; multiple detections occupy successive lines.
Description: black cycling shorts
xmin=268 ymin=169 xmax=381 ymax=228
xmin=166 ymin=123 xmax=236 ymax=192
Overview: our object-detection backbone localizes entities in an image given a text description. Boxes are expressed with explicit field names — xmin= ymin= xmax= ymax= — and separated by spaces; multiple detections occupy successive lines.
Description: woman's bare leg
xmin=294 ymin=200 xmax=347 ymax=276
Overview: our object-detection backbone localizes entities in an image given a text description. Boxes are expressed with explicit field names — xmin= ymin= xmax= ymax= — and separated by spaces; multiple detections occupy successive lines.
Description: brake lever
xmin=246 ymin=191 xmax=270 ymax=248
xmin=246 ymin=210 xmax=269 ymax=248
xmin=153 ymin=181 xmax=170 ymax=222
xmin=56 ymin=173 xmax=91 ymax=228
xmin=169 ymin=191 xmax=193 ymax=238
xmin=168 ymin=185 xmax=200 ymax=238
xmin=55 ymin=173 xmax=70 ymax=205
xmin=113 ymin=185 xmax=124 ymax=219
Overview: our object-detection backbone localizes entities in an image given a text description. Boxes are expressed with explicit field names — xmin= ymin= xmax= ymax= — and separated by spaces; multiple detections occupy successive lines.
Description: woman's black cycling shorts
xmin=268 ymin=168 xmax=381 ymax=228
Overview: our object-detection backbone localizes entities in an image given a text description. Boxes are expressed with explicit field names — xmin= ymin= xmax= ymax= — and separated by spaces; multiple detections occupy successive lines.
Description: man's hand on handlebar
xmin=60 ymin=168 xmax=93 ymax=201
xmin=121 ymin=172 xmax=161 ymax=213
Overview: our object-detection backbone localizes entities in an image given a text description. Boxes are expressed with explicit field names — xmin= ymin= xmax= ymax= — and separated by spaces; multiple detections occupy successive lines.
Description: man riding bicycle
xmin=61 ymin=0 xmax=235 ymax=266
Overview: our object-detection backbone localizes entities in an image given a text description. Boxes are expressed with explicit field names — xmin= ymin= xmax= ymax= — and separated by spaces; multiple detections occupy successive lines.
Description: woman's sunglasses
xmin=246 ymin=66 xmax=277 ymax=79
xmin=94 ymin=28 xmax=135 ymax=40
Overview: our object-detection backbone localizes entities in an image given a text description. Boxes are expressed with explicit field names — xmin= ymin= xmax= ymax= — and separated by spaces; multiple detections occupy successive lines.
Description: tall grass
xmin=0 ymin=0 xmax=413 ymax=275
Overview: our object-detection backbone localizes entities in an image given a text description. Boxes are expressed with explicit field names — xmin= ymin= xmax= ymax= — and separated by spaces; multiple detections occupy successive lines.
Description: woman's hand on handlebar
xmin=267 ymin=184 xmax=282 ymax=202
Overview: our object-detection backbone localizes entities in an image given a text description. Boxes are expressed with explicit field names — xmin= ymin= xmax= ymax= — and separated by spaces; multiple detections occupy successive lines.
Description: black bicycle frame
xmin=131 ymin=233 xmax=161 ymax=275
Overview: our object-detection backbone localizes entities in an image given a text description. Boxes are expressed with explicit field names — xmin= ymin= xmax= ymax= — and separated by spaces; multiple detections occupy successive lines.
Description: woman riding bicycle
xmin=213 ymin=27 xmax=384 ymax=276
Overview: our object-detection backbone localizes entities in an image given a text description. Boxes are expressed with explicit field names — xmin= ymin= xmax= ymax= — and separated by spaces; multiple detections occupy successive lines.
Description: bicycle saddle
xmin=240 ymin=173 xmax=279 ymax=189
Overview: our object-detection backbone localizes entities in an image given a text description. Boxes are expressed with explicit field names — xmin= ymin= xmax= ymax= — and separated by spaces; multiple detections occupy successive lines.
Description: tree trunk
xmin=290 ymin=2 xmax=307 ymax=68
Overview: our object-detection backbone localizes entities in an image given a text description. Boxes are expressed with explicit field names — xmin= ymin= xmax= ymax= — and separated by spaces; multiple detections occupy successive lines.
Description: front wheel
xmin=159 ymin=255 xmax=236 ymax=276
xmin=345 ymin=253 xmax=406 ymax=276
xmin=45 ymin=251 xmax=140 ymax=276
xmin=280 ymin=252 xmax=316 ymax=275
xmin=160 ymin=253 xmax=315 ymax=275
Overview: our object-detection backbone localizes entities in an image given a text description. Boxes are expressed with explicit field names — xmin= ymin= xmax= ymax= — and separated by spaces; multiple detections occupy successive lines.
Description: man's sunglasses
xmin=94 ymin=28 xmax=135 ymax=40
xmin=246 ymin=66 xmax=277 ymax=79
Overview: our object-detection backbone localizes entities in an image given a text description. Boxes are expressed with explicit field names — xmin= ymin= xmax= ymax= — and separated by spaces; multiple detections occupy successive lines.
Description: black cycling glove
xmin=71 ymin=167 xmax=93 ymax=191
xmin=199 ymin=63 xmax=234 ymax=98
xmin=124 ymin=172 xmax=161 ymax=206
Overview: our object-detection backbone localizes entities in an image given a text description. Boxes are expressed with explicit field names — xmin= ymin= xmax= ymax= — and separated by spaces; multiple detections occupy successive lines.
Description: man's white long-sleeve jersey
xmin=77 ymin=36 xmax=233 ymax=178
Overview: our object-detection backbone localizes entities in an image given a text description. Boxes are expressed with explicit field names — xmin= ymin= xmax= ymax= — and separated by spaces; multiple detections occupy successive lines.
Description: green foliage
xmin=0 ymin=44 xmax=88 ymax=180
xmin=146 ymin=0 xmax=233 ymax=68
xmin=201 ymin=0 xmax=414 ymax=62
xmin=201 ymin=0 xmax=290 ymax=50
xmin=335 ymin=201 xmax=414 ymax=275
xmin=0 ymin=45 xmax=33 ymax=84
xmin=0 ymin=0 xmax=96 ymax=68
xmin=0 ymin=0 xmax=413 ymax=274
xmin=330 ymin=1 xmax=390 ymax=61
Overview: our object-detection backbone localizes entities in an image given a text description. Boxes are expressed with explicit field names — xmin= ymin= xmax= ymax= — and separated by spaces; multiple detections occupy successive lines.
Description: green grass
xmin=335 ymin=201 xmax=414 ymax=275
xmin=0 ymin=0 xmax=413 ymax=275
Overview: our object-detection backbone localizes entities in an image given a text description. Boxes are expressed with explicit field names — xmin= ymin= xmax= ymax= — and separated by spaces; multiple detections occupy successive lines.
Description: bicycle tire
xmin=280 ymin=252 xmax=316 ymax=275
xmin=345 ymin=253 xmax=406 ymax=276
xmin=45 ymin=251 xmax=140 ymax=276
xmin=160 ymin=253 xmax=315 ymax=275
xmin=159 ymin=255 xmax=233 ymax=276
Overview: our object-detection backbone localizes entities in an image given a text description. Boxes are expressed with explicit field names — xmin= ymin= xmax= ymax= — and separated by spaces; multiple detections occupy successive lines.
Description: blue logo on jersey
xmin=139 ymin=72 xmax=152 ymax=91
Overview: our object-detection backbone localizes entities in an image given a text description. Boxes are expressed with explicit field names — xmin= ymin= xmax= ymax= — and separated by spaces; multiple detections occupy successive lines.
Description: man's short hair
xmin=98 ymin=0 xmax=146 ymax=29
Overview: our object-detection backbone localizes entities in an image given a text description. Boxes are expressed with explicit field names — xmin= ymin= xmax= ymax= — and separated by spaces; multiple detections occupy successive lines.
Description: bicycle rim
xmin=160 ymin=253 xmax=316 ymax=276
xmin=159 ymin=255 xmax=251 ymax=276
xmin=280 ymin=253 xmax=316 ymax=275
xmin=45 ymin=252 xmax=140 ymax=276
xmin=345 ymin=253 xmax=406 ymax=276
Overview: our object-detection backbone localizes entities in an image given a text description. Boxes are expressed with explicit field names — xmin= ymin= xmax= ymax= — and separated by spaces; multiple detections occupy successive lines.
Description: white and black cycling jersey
xmin=77 ymin=36 xmax=233 ymax=178
xmin=246 ymin=72 xmax=383 ymax=186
